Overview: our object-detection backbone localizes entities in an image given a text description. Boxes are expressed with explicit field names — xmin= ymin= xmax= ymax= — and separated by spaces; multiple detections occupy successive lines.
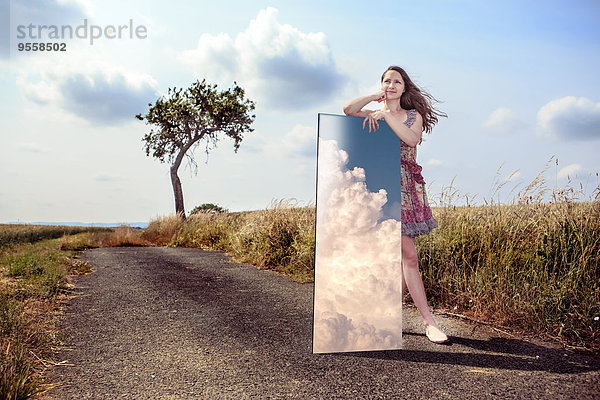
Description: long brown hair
xmin=381 ymin=66 xmax=446 ymax=133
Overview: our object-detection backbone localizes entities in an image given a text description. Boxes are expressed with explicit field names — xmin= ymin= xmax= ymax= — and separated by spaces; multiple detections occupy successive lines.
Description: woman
xmin=343 ymin=66 xmax=449 ymax=344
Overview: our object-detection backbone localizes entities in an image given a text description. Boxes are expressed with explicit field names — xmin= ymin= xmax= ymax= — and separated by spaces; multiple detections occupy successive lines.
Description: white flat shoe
xmin=425 ymin=324 xmax=449 ymax=344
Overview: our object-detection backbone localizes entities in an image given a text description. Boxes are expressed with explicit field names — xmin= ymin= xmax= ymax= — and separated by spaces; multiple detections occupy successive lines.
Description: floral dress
xmin=400 ymin=109 xmax=438 ymax=237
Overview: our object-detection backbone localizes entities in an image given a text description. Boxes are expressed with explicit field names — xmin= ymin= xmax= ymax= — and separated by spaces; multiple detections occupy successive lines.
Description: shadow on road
xmin=337 ymin=332 xmax=600 ymax=374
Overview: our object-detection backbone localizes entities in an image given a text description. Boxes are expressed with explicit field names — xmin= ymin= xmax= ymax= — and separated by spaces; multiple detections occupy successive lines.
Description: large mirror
xmin=313 ymin=114 xmax=404 ymax=353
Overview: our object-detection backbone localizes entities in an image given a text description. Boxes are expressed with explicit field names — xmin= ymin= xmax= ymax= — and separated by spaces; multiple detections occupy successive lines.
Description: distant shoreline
xmin=2 ymin=221 xmax=149 ymax=229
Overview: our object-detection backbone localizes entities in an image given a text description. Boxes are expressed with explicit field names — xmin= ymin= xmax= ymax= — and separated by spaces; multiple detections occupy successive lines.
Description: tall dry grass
xmin=226 ymin=201 xmax=315 ymax=282
xmin=142 ymin=215 xmax=185 ymax=246
xmin=59 ymin=226 xmax=151 ymax=250
xmin=418 ymin=165 xmax=600 ymax=349
xmin=144 ymin=201 xmax=315 ymax=283
xmin=417 ymin=201 xmax=599 ymax=347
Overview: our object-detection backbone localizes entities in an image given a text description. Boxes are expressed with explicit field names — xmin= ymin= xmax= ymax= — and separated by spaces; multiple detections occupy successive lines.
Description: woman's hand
xmin=372 ymin=90 xmax=386 ymax=103
xmin=343 ymin=90 xmax=386 ymax=117
xmin=363 ymin=110 xmax=387 ymax=132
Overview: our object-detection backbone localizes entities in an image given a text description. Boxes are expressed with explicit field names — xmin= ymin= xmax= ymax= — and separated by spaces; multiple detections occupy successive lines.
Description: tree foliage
xmin=136 ymin=79 xmax=255 ymax=163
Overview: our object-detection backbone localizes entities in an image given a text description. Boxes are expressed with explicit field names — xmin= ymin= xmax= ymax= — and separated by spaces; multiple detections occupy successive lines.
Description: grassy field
xmin=143 ymin=195 xmax=599 ymax=350
xmin=0 ymin=224 xmax=113 ymax=247
xmin=0 ymin=225 xmax=147 ymax=399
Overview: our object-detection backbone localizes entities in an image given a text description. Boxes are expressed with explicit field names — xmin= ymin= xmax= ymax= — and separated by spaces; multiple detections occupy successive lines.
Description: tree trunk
xmin=170 ymin=166 xmax=185 ymax=220
xmin=170 ymin=140 xmax=200 ymax=221
xmin=171 ymin=157 xmax=186 ymax=221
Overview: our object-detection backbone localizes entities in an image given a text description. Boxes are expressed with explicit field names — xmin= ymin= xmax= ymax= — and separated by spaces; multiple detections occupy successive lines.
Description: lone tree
xmin=136 ymin=80 xmax=255 ymax=220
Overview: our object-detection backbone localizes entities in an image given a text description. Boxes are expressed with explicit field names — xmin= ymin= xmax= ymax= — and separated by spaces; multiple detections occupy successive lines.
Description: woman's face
xmin=381 ymin=70 xmax=404 ymax=100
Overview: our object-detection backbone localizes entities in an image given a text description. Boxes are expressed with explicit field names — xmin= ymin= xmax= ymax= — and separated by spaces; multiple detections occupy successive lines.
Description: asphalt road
xmin=43 ymin=247 xmax=599 ymax=399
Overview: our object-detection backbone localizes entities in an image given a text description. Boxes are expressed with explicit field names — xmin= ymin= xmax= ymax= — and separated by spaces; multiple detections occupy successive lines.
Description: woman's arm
xmin=343 ymin=90 xmax=385 ymax=117
xmin=365 ymin=110 xmax=424 ymax=147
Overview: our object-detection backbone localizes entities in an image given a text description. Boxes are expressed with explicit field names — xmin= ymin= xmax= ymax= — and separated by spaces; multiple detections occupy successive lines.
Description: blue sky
xmin=1 ymin=0 xmax=599 ymax=223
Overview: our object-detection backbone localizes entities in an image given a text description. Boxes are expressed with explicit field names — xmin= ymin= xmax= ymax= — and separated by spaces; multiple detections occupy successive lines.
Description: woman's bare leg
xmin=401 ymin=235 xmax=448 ymax=342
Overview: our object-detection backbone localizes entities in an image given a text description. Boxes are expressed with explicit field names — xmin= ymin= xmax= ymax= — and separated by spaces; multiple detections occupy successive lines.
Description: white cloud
xmin=313 ymin=138 xmax=403 ymax=353
xmin=537 ymin=96 xmax=600 ymax=140
xmin=14 ymin=55 xmax=159 ymax=125
xmin=483 ymin=107 xmax=524 ymax=132
xmin=16 ymin=77 xmax=61 ymax=105
xmin=313 ymin=312 xmax=399 ymax=354
xmin=178 ymin=32 xmax=238 ymax=84
xmin=58 ymin=71 xmax=158 ymax=124
xmin=558 ymin=164 xmax=582 ymax=180
xmin=178 ymin=7 xmax=345 ymax=110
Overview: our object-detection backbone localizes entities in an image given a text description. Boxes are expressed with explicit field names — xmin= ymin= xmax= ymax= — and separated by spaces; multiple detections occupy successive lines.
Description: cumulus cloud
xmin=558 ymin=164 xmax=582 ymax=180
xmin=16 ymin=77 xmax=61 ymax=105
xmin=537 ymin=96 xmax=600 ymax=140
xmin=58 ymin=71 xmax=158 ymax=124
xmin=483 ymin=107 xmax=525 ymax=132
xmin=179 ymin=7 xmax=345 ymax=109
xmin=15 ymin=56 xmax=159 ymax=125
xmin=313 ymin=139 xmax=403 ymax=353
